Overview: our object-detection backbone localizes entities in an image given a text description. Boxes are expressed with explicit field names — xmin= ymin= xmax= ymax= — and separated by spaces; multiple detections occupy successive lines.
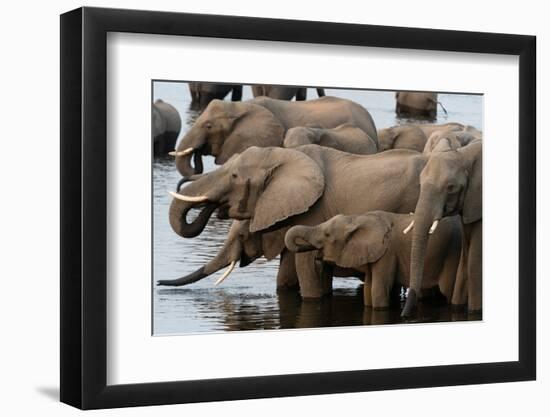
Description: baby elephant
xmin=283 ymin=124 xmax=378 ymax=155
xmin=285 ymin=212 xmax=462 ymax=309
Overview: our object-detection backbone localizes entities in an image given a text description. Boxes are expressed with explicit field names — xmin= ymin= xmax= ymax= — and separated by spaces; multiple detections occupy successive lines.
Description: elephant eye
xmin=205 ymin=122 xmax=212 ymax=129
xmin=447 ymin=183 xmax=458 ymax=193
xmin=231 ymin=173 xmax=238 ymax=179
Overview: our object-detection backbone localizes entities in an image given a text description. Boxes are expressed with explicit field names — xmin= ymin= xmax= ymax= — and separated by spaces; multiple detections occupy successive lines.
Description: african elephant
xmin=168 ymin=145 xmax=427 ymax=299
xmin=172 ymin=96 xmax=379 ymax=177
xmin=423 ymin=129 xmax=481 ymax=154
xmin=152 ymin=99 xmax=182 ymax=156
xmin=402 ymin=140 xmax=482 ymax=316
xmin=395 ymin=92 xmax=447 ymax=120
xmin=283 ymin=124 xmax=377 ymax=155
xmin=377 ymin=125 xmax=428 ymax=152
xmin=285 ymin=212 xmax=462 ymax=309
xmin=188 ymin=82 xmax=243 ymax=110
xmin=157 ymin=220 xmax=299 ymax=290
xmin=251 ymin=85 xmax=326 ymax=101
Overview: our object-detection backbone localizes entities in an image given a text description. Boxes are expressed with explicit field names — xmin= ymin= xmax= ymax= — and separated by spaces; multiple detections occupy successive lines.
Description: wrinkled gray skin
xmin=403 ymin=140 xmax=482 ymax=316
xmin=251 ymin=85 xmax=325 ymax=101
xmin=152 ymin=99 xmax=182 ymax=156
xmin=423 ymin=129 xmax=481 ymax=154
xmin=174 ymin=96 xmax=379 ymax=177
xmin=283 ymin=124 xmax=377 ymax=155
xmin=395 ymin=92 xmax=446 ymax=120
xmin=377 ymin=125 xmax=428 ymax=152
xmin=285 ymin=212 xmax=462 ymax=309
xmin=169 ymin=145 xmax=426 ymax=298
xmin=188 ymin=82 xmax=243 ymax=110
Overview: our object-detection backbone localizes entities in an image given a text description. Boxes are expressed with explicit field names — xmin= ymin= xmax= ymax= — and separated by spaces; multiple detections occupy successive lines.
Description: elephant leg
xmin=276 ymin=250 xmax=299 ymax=290
xmin=363 ymin=270 xmax=373 ymax=307
xmin=295 ymin=251 xmax=332 ymax=299
xmin=295 ymin=88 xmax=307 ymax=101
xmin=466 ymin=220 xmax=482 ymax=312
xmin=231 ymin=85 xmax=243 ymax=101
xmin=370 ymin=260 xmax=396 ymax=310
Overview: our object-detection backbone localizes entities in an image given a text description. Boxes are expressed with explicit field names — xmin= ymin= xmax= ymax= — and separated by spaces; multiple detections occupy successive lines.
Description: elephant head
xmin=168 ymin=146 xmax=325 ymax=238
xmin=402 ymin=141 xmax=482 ymax=316
xmin=284 ymin=213 xmax=392 ymax=269
xmin=171 ymin=100 xmax=285 ymax=177
xmin=157 ymin=220 xmax=286 ymax=287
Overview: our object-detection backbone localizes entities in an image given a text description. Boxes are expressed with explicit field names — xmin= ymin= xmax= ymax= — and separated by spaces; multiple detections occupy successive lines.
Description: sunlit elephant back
xmin=172 ymin=96 xmax=378 ymax=177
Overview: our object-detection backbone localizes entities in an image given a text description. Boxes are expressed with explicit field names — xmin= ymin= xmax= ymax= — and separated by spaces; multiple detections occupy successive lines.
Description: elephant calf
xmin=285 ymin=212 xmax=463 ymax=309
xmin=283 ymin=124 xmax=378 ymax=155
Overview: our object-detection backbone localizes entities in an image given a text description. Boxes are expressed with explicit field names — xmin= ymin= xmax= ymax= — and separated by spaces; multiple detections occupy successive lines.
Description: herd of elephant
xmin=155 ymin=83 xmax=482 ymax=318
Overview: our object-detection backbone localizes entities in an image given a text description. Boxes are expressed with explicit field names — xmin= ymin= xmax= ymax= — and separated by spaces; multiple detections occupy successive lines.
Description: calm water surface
xmin=153 ymin=83 xmax=483 ymax=335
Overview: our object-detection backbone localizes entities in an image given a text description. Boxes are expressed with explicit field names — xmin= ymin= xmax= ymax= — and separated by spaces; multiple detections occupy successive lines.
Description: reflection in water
xmin=153 ymin=83 xmax=483 ymax=335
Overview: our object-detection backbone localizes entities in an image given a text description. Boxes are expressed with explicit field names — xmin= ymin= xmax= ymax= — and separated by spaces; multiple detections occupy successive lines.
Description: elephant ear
xmin=215 ymin=104 xmax=285 ymax=165
xmin=462 ymin=142 xmax=482 ymax=224
xmin=337 ymin=215 xmax=392 ymax=268
xmin=250 ymin=148 xmax=325 ymax=233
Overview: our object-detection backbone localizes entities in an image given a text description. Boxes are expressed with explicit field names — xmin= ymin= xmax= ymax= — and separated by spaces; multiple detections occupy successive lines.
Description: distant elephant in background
xmin=152 ymin=99 xmax=182 ymax=156
xmin=172 ymin=96 xmax=378 ymax=177
xmin=377 ymin=125 xmax=428 ymax=152
xmin=402 ymin=140 xmax=482 ymax=316
xmin=188 ymin=82 xmax=243 ymax=110
xmin=283 ymin=124 xmax=378 ymax=155
xmin=285 ymin=212 xmax=462 ymax=309
xmin=395 ymin=92 xmax=447 ymax=120
xmin=251 ymin=85 xmax=325 ymax=101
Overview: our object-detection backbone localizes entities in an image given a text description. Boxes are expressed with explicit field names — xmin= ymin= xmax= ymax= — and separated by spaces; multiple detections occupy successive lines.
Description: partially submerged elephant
xmin=283 ymin=124 xmax=377 ymax=155
xmin=152 ymin=99 xmax=182 ymax=156
xmin=402 ymin=140 xmax=482 ymax=316
xmin=172 ymin=96 xmax=379 ymax=177
xmin=285 ymin=212 xmax=462 ymax=309
xmin=251 ymin=85 xmax=325 ymax=101
xmin=395 ymin=92 xmax=447 ymax=120
xmin=168 ymin=145 xmax=427 ymax=298
xmin=188 ymin=82 xmax=243 ymax=110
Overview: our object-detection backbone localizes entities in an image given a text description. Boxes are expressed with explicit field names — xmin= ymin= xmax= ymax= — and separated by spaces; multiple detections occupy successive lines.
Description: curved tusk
xmin=429 ymin=220 xmax=439 ymax=234
xmin=403 ymin=220 xmax=414 ymax=234
xmin=214 ymin=261 xmax=236 ymax=286
xmin=168 ymin=191 xmax=209 ymax=203
xmin=168 ymin=147 xmax=194 ymax=157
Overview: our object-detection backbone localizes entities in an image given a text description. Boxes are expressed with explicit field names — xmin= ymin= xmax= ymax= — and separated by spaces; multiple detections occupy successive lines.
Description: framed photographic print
xmin=60 ymin=6 xmax=536 ymax=409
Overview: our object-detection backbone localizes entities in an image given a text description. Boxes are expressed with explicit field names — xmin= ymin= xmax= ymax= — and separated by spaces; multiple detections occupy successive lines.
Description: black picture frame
xmin=60 ymin=6 xmax=536 ymax=410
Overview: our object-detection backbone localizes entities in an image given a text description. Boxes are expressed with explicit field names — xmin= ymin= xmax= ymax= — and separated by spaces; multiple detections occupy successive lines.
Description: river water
xmin=153 ymin=82 xmax=483 ymax=335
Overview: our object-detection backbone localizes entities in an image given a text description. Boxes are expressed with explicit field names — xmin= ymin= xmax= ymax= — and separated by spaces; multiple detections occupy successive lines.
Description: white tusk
xmin=168 ymin=191 xmax=209 ymax=203
xmin=214 ymin=261 xmax=236 ymax=286
xmin=429 ymin=220 xmax=439 ymax=234
xmin=403 ymin=220 xmax=414 ymax=234
xmin=168 ymin=147 xmax=194 ymax=157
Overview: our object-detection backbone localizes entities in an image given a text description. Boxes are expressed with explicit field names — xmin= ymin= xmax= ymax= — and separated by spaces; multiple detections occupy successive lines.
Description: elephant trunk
xmin=157 ymin=267 xmax=207 ymax=286
xmin=285 ymin=225 xmax=319 ymax=253
xmin=175 ymin=126 xmax=206 ymax=177
xmin=169 ymin=199 xmax=218 ymax=238
xmin=402 ymin=186 xmax=443 ymax=317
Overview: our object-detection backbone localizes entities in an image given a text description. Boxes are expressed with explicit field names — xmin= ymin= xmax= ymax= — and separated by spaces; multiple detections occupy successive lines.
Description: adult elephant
xmin=395 ymin=92 xmax=447 ymax=120
xmin=402 ymin=140 xmax=482 ymax=316
xmin=251 ymin=85 xmax=325 ymax=101
xmin=167 ymin=145 xmax=426 ymax=298
xmin=188 ymin=82 xmax=243 ymax=110
xmin=158 ymin=220 xmax=299 ymax=290
xmin=283 ymin=124 xmax=377 ymax=155
xmin=152 ymin=99 xmax=182 ymax=156
xmin=171 ymin=96 xmax=378 ymax=177
xmin=377 ymin=125 xmax=428 ymax=152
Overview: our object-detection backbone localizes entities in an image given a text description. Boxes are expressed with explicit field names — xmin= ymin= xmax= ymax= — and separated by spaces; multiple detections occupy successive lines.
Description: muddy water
xmin=153 ymin=82 xmax=483 ymax=335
